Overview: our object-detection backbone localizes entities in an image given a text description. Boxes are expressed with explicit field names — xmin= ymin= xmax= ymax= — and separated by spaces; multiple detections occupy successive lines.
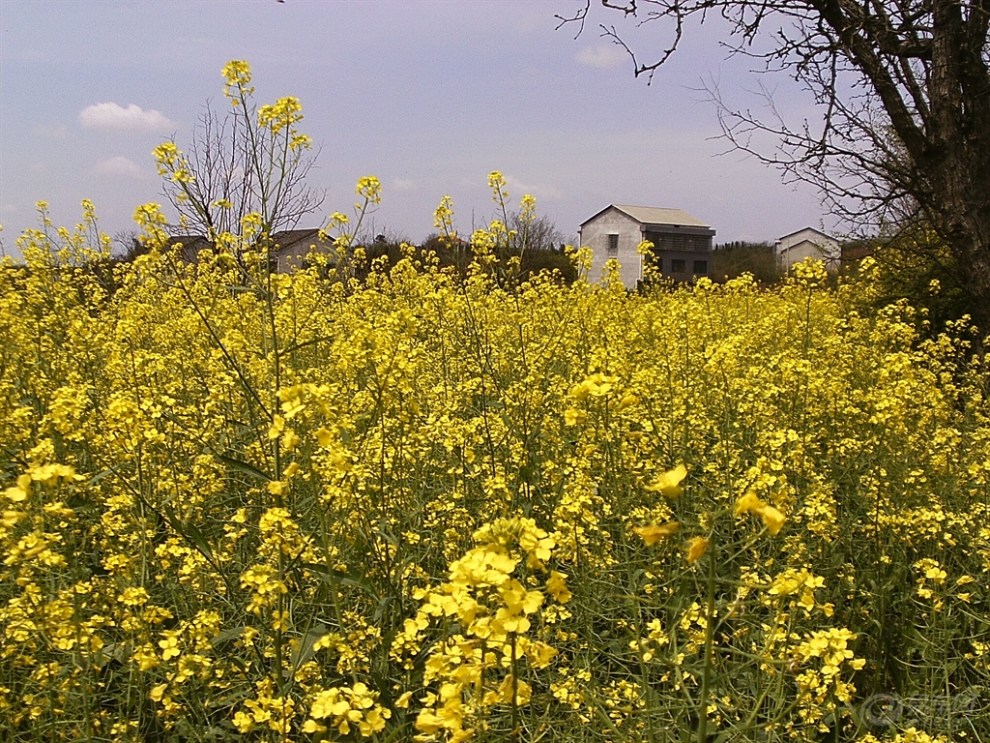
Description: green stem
xmin=697 ymin=533 xmax=717 ymax=743
xmin=510 ymin=633 xmax=520 ymax=742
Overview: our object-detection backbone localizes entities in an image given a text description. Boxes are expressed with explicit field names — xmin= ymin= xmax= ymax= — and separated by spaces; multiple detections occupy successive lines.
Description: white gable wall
xmin=776 ymin=228 xmax=841 ymax=271
xmin=580 ymin=207 xmax=644 ymax=289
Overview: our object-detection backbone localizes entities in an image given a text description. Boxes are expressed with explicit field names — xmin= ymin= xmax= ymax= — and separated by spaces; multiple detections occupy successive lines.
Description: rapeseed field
xmin=1 ymin=61 xmax=987 ymax=743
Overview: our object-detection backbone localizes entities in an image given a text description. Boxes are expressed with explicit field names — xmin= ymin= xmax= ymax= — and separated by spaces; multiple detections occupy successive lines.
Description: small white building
xmin=579 ymin=204 xmax=715 ymax=289
xmin=775 ymin=227 xmax=841 ymax=272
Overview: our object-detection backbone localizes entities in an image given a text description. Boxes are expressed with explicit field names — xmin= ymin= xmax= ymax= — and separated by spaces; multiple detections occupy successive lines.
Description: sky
xmin=0 ymin=0 xmax=839 ymax=257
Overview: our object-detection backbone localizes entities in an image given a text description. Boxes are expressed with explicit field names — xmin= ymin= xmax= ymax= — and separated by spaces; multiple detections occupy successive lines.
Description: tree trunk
xmin=927 ymin=0 xmax=990 ymax=335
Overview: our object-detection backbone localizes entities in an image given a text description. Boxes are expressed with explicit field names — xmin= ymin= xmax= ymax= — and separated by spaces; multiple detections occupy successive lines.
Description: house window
xmin=693 ymin=259 xmax=708 ymax=275
xmin=607 ymin=234 xmax=619 ymax=258
xmin=671 ymin=258 xmax=686 ymax=273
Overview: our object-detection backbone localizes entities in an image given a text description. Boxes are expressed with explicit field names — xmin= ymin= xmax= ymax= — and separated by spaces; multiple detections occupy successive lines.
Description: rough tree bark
xmin=559 ymin=1 xmax=990 ymax=331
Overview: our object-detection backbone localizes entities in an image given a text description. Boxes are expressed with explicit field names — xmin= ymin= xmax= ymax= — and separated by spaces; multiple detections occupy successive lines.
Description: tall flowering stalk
xmin=154 ymin=59 xmax=322 ymax=243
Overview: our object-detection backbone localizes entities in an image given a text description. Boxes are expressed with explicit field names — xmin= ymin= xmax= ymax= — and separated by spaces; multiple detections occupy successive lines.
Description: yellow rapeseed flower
xmin=760 ymin=505 xmax=786 ymax=536
xmin=685 ymin=536 xmax=709 ymax=564
xmin=356 ymin=176 xmax=382 ymax=205
xmin=634 ymin=521 xmax=681 ymax=546
xmin=734 ymin=490 xmax=764 ymax=516
xmin=546 ymin=570 xmax=572 ymax=603
xmin=645 ymin=464 xmax=688 ymax=498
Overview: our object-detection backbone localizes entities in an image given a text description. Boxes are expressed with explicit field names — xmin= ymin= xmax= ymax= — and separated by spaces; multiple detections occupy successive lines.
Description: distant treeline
xmin=711 ymin=241 xmax=780 ymax=284
xmin=357 ymin=236 xmax=578 ymax=285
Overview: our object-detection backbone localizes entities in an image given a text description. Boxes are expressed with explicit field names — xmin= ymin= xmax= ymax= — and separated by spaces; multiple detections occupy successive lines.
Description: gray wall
xmin=580 ymin=208 xmax=644 ymax=289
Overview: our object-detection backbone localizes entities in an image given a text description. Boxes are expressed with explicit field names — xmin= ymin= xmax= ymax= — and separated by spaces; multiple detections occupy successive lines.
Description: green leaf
xmin=216 ymin=453 xmax=272 ymax=481
xmin=301 ymin=562 xmax=380 ymax=601
xmin=86 ymin=467 xmax=116 ymax=485
xmin=289 ymin=623 xmax=329 ymax=670
xmin=161 ymin=505 xmax=215 ymax=563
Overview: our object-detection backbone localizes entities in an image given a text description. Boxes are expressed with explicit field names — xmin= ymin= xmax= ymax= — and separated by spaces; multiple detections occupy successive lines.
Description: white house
xmin=775 ymin=227 xmax=841 ymax=272
xmin=579 ymin=204 xmax=716 ymax=289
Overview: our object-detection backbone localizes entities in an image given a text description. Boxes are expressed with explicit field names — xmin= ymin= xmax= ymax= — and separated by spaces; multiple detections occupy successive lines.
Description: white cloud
xmin=575 ymin=44 xmax=628 ymax=70
xmin=79 ymin=102 xmax=175 ymax=132
xmin=391 ymin=178 xmax=417 ymax=192
xmin=92 ymin=155 xmax=143 ymax=179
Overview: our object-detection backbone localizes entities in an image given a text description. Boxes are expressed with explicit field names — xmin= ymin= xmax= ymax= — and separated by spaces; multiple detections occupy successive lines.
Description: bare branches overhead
xmin=558 ymin=1 xmax=990 ymax=330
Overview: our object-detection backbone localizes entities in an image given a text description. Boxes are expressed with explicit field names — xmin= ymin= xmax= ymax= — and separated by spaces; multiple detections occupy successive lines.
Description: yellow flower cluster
xmin=152 ymin=141 xmax=194 ymax=183
xmin=350 ymin=176 xmax=380 ymax=208
xmin=222 ymin=58 xmax=254 ymax=100
xmin=303 ymin=681 xmax=391 ymax=737
xmin=392 ymin=517 xmax=566 ymax=740
xmin=791 ymin=628 xmax=866 ymax=732
xmin=258 ymin=96 xmax=311 ymax=150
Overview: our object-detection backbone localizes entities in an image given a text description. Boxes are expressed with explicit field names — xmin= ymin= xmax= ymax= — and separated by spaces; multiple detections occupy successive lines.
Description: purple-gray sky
xmin=0 ymin=0 xmax=838 ymax=256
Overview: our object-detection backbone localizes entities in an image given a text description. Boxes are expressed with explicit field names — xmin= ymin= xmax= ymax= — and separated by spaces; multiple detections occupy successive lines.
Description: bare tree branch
xmin=559 ymin=0 xmax=990 ymax=330
xmin=158 ymin=91 xmax=324 ymax=241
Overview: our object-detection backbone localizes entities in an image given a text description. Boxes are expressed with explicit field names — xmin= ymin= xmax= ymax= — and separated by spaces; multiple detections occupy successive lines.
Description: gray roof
xmin=777 ymin=226 xmax=834 ymax=242
xmin=581 ymin=204 xmax=711 ymax=229
xmin=613 ymin=205 xmax=710 ymax=227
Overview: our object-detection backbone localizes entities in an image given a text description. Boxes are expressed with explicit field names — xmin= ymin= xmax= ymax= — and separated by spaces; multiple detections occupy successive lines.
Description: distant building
xmin=579 ymin=204 xmax=716 ymax=289
xmin=169 ymin=228 xmax=336 ymax=272
xmin=775 ymin=227 xmax=841 ymax=272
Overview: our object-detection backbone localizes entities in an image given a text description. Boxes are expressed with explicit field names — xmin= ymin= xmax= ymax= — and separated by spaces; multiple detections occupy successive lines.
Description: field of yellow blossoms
xmin=3 ymin=191 xmax=990 ymax=742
